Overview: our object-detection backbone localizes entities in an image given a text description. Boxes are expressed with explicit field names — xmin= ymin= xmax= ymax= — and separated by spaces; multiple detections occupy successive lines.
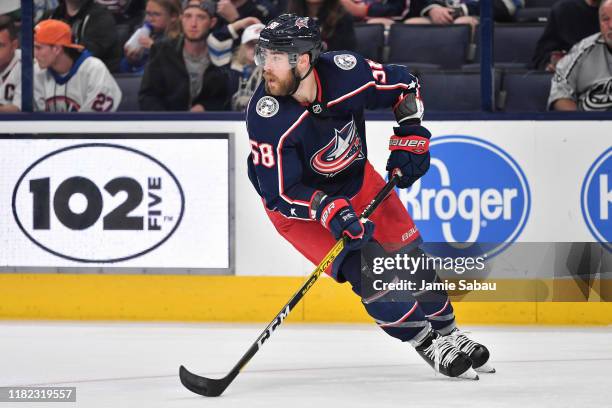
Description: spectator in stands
xmin=339 ymin=0 xmax=409 ymax=25
xmin=139 ymin=0 xmax=230 ymax=110
xmin=94 ymin=1 xmax=146 ymax=53
xmin=531 ymin=0 xmax=601 ymax=71
xmin=35 ymin=0 xmax=59 ymax=23
xmin=228 ymin=22 xmax=263 ymax=110
xmin=0 ymin=16 xmax=21 ymax=112
xmin=94 ymin=0 xmax=146 ymax=26
xmin=548 ymin=0 xmax=612 ymax=111
xmin=33 ymin=19 xmax=122 ymax=111
xmin=405 ymin=0 xmax=521 ymax=26
xmin=208 ymin=16 xmax=262 ymax=66
xmin=94 ymin=1 xmax=146 ymax=49
xmin=121 ymin=0 xmax=182 ymax=73
xmin=206 ymin=0 xmax=275 ymax=66
xmin=215 ymin=0 xmax=275 ymax=25
xmin=288 ymin=0 xmax=356 ymax=52
xmin=46 ymin=0 xmax=122 ymax=72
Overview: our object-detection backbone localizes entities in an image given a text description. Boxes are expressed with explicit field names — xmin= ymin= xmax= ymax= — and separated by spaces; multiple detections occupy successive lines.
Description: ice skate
xmin=415 ymin=330 xmax=479 ymax=380
xmin=449 ymin=329 xmax=496 ymax=373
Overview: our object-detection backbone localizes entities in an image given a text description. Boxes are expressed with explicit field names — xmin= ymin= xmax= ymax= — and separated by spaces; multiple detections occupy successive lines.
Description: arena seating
xmin=417 ymin=71 xmax=484 ymax=111
xmin=388 ymin=24 xmax=472 ymax=70
xmin=114 ymin=74 xmax=143 ymax=112
xmin=354 ymin=23 xmax=385 ymax=62
xmin=493 ymin=24 xmax=546 ymax=69
xmin=514 ymin=7 xmax=551 ymax=23
xmin=498 ymin=70 xmax=553 ymax=111
xmin=471 ymin=23 xmax=546 ymax=69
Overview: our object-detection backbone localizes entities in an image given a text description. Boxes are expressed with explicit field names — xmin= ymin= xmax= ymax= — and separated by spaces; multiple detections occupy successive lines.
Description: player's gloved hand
xmin=316 ymin=196 xmax=375 ymax=251
xmin=386 ymin=125 xmax=431 ymax=189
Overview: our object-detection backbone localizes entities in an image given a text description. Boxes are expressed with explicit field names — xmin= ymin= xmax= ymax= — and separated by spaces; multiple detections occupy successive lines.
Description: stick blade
xmin=179 ymin=365 xmax=228 ymax=397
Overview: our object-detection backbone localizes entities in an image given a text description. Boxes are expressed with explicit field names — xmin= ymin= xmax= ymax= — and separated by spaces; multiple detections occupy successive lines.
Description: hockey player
xmin=246 ymin=14 xmax=494 ymax=379
xmin=33 ymin=19 xmax=122 ymax=112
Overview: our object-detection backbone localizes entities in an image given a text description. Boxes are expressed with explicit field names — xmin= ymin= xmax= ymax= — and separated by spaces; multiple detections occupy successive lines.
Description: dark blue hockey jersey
xmin=246 ymin=51 xmax=421 ymax=221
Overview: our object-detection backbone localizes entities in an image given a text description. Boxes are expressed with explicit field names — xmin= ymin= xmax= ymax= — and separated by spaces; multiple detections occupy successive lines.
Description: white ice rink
xmin=1 ymin=321 xmax=611 ymax=408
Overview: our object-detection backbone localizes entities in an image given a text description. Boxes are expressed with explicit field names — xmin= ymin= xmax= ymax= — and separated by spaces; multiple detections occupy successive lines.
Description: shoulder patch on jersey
xmin=256 ymin=96 xmax=279 ymax=118
xmin=333 ymin=54 xmax=357 ymax=71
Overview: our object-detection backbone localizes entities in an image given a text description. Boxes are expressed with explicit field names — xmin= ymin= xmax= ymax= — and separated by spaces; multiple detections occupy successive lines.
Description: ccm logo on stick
xmin=12 ymin=143 xmax=185 ymax=263
xmin=257 ymin=305 xmax=290 ymax=348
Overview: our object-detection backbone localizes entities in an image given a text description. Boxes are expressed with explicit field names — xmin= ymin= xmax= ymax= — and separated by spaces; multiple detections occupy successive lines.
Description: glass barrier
xmin=2 ymin=0 xmax=611 ymax=114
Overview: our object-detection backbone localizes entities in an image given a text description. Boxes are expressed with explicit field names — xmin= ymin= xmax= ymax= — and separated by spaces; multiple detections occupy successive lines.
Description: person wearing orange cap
xmin=33 ymin=19 xmax=122 ymax=112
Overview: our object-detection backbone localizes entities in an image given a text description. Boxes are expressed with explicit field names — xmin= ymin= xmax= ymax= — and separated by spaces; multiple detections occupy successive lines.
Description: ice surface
xmin=1 ymin=321 xmax=611 ymax=408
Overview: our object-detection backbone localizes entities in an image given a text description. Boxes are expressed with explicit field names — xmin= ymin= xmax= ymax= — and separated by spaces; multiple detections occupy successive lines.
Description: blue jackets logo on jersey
xmin=581 ymin=147 xmax=611 ymax=252
xmin=582 ymin=78 xmax=612 ymax=111
xmin=310 ymin=118 xmax=364 ymax=177
xmin=397 ymin=135 xmax=531 ymax=258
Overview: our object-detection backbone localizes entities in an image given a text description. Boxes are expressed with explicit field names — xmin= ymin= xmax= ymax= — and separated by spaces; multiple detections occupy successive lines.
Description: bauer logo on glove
xmin=389 ymin=135 xmax=430 ymax=154
xmin=386 ymin=125 xmax=432 ymax=189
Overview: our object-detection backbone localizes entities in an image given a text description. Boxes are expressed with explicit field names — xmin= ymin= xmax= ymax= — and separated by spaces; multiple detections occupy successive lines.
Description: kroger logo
xmin=581 ymin=148 xmax=611 ymax=252
xmin=397 ymin=135 xmax=531 ymax=257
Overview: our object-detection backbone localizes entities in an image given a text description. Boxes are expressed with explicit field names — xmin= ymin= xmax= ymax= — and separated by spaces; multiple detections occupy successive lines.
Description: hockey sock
xmin=340 ymin=250 xmax=432 ymax=344
xmin=362 ymin=244 xmax=458 ymax=334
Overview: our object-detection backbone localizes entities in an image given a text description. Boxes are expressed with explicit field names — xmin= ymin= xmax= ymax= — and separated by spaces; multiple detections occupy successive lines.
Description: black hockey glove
xmin=315 ymin=196 xmax=375 ymax=251
xmin=386 ymin=125 xmax=431 ymax=189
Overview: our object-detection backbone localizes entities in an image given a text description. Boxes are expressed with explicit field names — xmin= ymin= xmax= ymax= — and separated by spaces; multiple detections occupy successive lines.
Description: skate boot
xmin=448 ymin=329 xmax=496 ymax=373
xmin=415 ymin=330 xmax=478 ymax=380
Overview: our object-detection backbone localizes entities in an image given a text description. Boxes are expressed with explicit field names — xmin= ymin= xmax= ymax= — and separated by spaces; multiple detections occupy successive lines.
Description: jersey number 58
xmin=250 ymin=140 xmax=276 ymax=168
xmin=367 ymin=60 xmax=387 ymax=84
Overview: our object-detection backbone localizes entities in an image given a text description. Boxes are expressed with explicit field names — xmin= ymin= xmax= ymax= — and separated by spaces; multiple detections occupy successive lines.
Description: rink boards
xmin=0 ymin=119 xmax=610 ymax=324
xmin=1 ymin=273 xmax=612 ymax=324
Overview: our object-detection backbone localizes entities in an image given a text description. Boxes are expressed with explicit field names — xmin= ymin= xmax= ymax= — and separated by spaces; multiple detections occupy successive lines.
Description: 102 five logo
xmin=398 ymin=135 xmax=531 ymax=257
xmin=12 ymin=143 xmax=185 ymax=263
xmin=581 ymin=147 xmax=611 ymax=252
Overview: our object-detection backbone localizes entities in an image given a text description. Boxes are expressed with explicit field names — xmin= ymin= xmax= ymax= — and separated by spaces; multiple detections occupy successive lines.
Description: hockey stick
xmin=179 ymin=174 xmax=400 ymax=397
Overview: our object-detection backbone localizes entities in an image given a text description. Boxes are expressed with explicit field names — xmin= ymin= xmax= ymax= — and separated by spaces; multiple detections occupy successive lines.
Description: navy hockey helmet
xmin=255 ymin=14 xmax=322 ymax=69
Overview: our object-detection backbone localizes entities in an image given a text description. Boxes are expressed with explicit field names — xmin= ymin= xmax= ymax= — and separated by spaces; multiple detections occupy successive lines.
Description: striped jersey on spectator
xmin=207 ymin=0 xmax=275 ymax=66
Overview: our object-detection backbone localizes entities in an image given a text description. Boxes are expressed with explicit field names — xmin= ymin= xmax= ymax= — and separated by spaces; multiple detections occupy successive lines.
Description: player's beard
xmin=264 ymin=71 xmax=297 ymax=96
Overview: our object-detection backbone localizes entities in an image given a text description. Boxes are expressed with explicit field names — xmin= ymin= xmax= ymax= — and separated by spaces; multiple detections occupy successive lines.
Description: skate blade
xmin=458 ymin=367 xmax=479 ymax=380
xmin=475 ymin=363 xmax=496 ymax=373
